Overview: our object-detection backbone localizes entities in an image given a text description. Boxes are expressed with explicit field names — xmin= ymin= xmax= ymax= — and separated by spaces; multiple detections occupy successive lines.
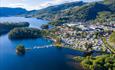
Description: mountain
xmin=1 ymin=0 xmax=114 ymax=23
xmin=0 ymin=7 xmax=28 ymax=17
xmin=23 ymin=0 xmax=114 ymax=23
xmin=54 ymin=2 xmax=115 ymax=22
xmin=22 ymin=1 xmax=86 ymax=19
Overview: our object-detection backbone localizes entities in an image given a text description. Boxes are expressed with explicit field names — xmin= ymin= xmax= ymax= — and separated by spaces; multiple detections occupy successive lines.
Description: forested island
xmin=16 ymin=44 xmax=26 ymax=55
xmin=8 ymin=27 xmax=42 ymax=39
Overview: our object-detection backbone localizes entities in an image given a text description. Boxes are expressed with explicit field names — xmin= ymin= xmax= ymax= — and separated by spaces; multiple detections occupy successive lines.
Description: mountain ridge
xmin=0 ymin=0 xmax=114 ymax=24
xmin=22 ymin=1 xmax=86 ymax=18
xmin=0 ymin=7 xmax=28 ymax=17
xmin=22 ymin=0 xmax=114 ymax=23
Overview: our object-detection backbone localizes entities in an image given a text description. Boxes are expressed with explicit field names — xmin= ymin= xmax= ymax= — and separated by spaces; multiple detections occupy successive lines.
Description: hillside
xmin=22 ymin=1 xmax=86 ymax=19
xmin=0 ymin=7 xmax=28 ymax=17
xmin=23 ymin=0 xmax=115 ymax=23
xmin=55 ymin=2 xmax=115 ymax=22
xmin=109 ymin=31 xmax=115 ymax=47
xmin=1 ymin=0 xmax=114 ymax=23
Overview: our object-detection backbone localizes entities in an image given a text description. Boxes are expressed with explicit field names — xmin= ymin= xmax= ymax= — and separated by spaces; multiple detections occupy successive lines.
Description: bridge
xmin=25 ymin=44 xmax=55 ymax=50
xmin=33 ymin=44 xmax=54 ymax=49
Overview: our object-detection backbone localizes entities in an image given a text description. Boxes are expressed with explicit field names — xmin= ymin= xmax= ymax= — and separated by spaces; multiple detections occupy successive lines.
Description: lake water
xmin=0 ymin=17 xmax=49 ymax=28
xmin=0 ymin=17 xmax=83 ymax=70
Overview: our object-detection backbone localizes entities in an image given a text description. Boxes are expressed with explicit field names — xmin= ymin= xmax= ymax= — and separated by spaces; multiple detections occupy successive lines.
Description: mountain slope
xmin=54 ymin=2 xmax=114 ymax=22
xmin=23 ymin=1 xmax=86 ymax=19
xmin=24 ymin=0 xmax=114 ymax=23
xmin=0 ymin=7 xmax=28 ymax=17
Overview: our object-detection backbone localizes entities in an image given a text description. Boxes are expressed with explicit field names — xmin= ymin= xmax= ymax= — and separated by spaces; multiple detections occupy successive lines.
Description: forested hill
xmin=22 ymin=1 xmax=86 ymax=19
xmin=0 ymin=7 xmax=28 ymax=17
xmin=1 ymin=0 xmax=114 ymax=23
xmin=54 ymin=2 xmax=115 ymax=22
xmin=23 ymin=0 xmax=115 ymax=23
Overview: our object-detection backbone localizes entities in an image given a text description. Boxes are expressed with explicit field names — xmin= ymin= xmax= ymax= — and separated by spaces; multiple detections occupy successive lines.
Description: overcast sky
xmin=0 ymin=0 xmax=102 ymax=10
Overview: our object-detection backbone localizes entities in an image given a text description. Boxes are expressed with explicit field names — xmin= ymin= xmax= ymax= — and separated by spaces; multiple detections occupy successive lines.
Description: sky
xmin=0 ymin=0 xmax=103 ymax=10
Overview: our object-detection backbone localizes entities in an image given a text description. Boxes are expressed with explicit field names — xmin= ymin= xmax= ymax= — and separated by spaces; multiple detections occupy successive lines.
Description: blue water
xmin=0 ymin=17 xmax=49 ymax=28
xmin=0 ymin=17 xmax=83 ymax=70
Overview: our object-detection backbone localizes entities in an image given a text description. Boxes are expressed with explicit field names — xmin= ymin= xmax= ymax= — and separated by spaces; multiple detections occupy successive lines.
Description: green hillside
xmin=22 ymin=0 xmax=115 ymax=24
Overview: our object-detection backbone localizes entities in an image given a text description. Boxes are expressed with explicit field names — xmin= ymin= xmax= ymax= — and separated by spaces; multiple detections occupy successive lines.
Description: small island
xmin=8 ymin=27 xmax=42 ymax=39
xmin=16 ymin=44 xmax=25 ymax=55
xmin=41 ymin=24 xmax=49 ymax=29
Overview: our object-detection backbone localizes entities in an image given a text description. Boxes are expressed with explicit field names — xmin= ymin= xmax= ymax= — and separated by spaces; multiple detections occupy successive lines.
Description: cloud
xmin=0 ymin=0 xmax=102 ymax=10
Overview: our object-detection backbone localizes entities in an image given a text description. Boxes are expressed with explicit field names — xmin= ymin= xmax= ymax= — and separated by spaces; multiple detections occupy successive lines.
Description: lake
xmin=0 ymin=17 xmax=49 ymax=28
xmin=0 ymin=17 xmax=83 ymax=70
